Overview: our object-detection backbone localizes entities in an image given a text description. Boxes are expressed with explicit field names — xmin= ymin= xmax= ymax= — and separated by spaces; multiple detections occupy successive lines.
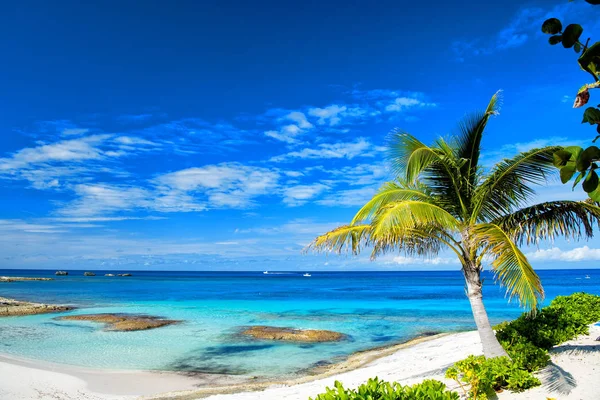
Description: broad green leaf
xmin=578 ymin=42 xmax=600 ymax=81
xmin=549 ymin=35 xmax=562 ymax=45
xmin=553 ymin=149 xmax=572 ymax=167
xmin=581 ymin=145 xmax=600 ymax=161
xmin=582 ymin=107 xmax=600 ymax=124
xmin=562 ymin=24 xmax=583 ymax=48
xmin=583 ymin=170 xmax=599 ymax=192
xmin=542 ymin=18 xmax=562 ymax=35
xmin=560 ymin=165 xmax=576 ymax=183
xmin=589 ymin=185 xmax=600 ymax=202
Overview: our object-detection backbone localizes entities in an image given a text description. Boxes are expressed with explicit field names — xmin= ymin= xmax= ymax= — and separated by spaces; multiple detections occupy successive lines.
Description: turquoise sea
xmin=0 ymin=269 xmax=598 ymax=379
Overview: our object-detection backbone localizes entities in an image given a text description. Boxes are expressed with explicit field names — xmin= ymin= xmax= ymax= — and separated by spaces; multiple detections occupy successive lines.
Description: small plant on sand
xmin=445 ymin=356 xmax=540 ymax=400
xmin=309 ymin=378 xmax=459 ymax=400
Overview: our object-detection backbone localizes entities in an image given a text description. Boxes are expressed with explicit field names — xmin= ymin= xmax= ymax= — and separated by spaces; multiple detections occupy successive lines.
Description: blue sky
xmin=1 ymin=0 xmax=599 ymax=270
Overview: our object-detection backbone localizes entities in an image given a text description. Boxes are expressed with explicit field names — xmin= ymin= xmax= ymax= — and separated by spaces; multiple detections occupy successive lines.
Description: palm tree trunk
xmin=463 ymin=264 xmax=509 ymax=358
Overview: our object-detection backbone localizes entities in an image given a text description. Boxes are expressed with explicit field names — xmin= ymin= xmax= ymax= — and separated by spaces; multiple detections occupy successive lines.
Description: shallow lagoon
xmin=0 ymin=269 xmax=598 ymax=378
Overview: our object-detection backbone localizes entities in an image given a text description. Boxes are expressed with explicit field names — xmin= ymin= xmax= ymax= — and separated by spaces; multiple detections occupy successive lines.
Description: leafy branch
xmin=541 ymin=1 xmax=600 ymax=198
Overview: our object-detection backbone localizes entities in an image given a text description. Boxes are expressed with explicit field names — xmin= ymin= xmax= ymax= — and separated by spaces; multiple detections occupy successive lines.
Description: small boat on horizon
xmin=263 ymin=271 xmax=269 ymax=274
xmin=585 ymin=275 xmax=591 ymax=279
xmin=303 ymin=273 xmax=311 ymax=277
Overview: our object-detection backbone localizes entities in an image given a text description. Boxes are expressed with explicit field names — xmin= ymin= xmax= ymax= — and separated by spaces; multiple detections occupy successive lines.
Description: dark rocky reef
xmin=83 ymin=272 xmax=96 ymax=276
xmin=242 ymin=326 xmax=345 ymax=342
xmin=55 ymin=271 xmax=68 ymax=276
xmin=58 ymin=313 xmax=180 ymax=331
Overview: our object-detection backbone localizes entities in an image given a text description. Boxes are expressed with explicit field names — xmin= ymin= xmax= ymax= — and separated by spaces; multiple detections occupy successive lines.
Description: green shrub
xmin=445 ymin=355 xmax=540 ymax=400
xmin=493 ymin=292 xmax=600 ymax=373
xmin=496 ymin=304 xmax=589 ymax=351
xmin=550 ymin=292 xmax=600 ymax=324
xmin=309 ymin=378 xmax=459 ymax=400
xmin=502 ymin=339 xmax=550 ymax=372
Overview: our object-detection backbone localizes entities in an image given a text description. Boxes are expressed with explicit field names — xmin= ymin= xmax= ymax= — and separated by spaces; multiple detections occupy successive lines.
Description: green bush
xmin=445 ymin=356 xmax=540 ymax=400
xmin=309 ymin=378 xmax=460 ymax=400
xmin=503 ymin=339 xmax=550 ymax=372
xmin=496 ymin=306 xmax=588 ymax=351
xmin=550 ymin=292 xmax=600 ymax=324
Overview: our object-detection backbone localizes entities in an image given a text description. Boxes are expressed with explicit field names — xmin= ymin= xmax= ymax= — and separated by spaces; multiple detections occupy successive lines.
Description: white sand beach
xmin=1 ymin=324 xmax=598 ymax=400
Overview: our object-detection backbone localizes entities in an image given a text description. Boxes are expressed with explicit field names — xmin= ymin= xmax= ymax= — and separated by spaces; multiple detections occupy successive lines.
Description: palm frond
xmin=386 ymin=131 xmax=443 ymax=183
xmin=370 ymin=200 xmax=460 ymax=238
xmin=472 ymin=146 xmax=560 ymax=222
xmin=454 ymin=92 xmax=500 ymax=182
xmin=369 ymin=226 xmax=448 ymax=260
xmin=351 ymin=181 xmax=433 ymax=224
xmin=494 ymin=201 xmax=600 ymax=245
xmin=473 ymin=223 xmax=543 ymax=310
xmin=305 ymin=224 xmax=371 ymax=255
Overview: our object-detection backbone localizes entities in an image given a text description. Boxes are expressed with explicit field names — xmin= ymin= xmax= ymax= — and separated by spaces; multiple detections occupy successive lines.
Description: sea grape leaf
xmin=578 ymin=42 xmax=600 ymax=82
xmin=582 ymin=107 xmax=600 ymax=124
xmin=553 ymin=149 xmax=573 ymax=167
xmin=542 ymin=18 xmax=562 ymax=35
xmin=560 ymin=165 xmax=576 ymax=183
xmin=549 ymin=35 xmax=563 ymax=45
xmin=583 ymin=170 xmax=599 ymax=192
xmin=562 ymin=24 xmax=583 ymax=49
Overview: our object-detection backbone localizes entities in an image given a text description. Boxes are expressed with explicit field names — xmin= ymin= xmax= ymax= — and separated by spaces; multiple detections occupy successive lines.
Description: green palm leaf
xmin=473 ymin=223 xmax=544 ymax=309
xmin=351 ymin=181 xmax=433 ymax=224
xmin=472 ymin=146 xmax=560 ymax=222
xmin=305 ymin=224 xmax=371 ymax=255
xmin=495 ymin=200 xmax=600 ymax=245
xmin=454 ymin=91 xmax=500 ymax=189
xmin=387 ymin=131 xmax=443 ymax=182
xmin=370 ymin=200 xmax=460 ymax=238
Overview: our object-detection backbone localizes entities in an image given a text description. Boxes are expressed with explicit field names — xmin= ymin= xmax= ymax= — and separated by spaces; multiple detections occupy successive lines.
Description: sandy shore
xmin=0 ymin=325 xmax=598 ymax=400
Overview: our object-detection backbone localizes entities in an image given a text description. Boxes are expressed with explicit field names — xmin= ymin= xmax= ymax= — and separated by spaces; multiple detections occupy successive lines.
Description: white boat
xmin=303 ymin=273 xmax=311 ymax=277
xmin=585 ymin=275 xmax=591 ymax=279
xmin=263 ymin=271 xmax=269 ymax=274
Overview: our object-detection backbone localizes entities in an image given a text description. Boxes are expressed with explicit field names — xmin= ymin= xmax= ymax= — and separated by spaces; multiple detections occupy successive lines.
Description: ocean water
xmin=0 ymin=269 xmax=598 ymax=379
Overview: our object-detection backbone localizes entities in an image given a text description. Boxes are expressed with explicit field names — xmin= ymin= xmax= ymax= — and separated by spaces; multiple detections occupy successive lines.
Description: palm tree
xmin=307 ymin=93 xmax=600 ymax=358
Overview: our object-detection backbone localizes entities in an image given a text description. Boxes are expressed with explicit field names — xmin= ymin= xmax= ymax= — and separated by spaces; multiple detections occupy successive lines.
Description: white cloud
xmin=308 ymin=105 xmax=348 ymax=126
xmin=283 ymin=183 xmax=329 ymax=206
xmin=58 ymin=183 xmax=155 ymax=217
xmin=155 ymin=163 xmax=280 ymax=209
xmin=316 ymin=186 xmax=377 ymax=207
xmin=385 ymin=97 xmax=436 ymax=112
xmin=526 ymin=246 xmax=600 ymax=262
xmin=389 ymin=256 xmax=459 ymax=265
xmin=284 ymin=111 xmax=313 ymax=129
xmin=270 ymin=138 xmax=380 ymax=162
xmin=0 ymin=135 xmax=110 ymax=171
xmin=62 ymin=128 xmax=89 ymax=136
xmin=264 ymin=112 xmax=315 ymax=144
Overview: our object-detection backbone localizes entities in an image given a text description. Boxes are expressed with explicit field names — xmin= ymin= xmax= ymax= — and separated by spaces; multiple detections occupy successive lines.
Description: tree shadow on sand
xmin=538 ymin=362 xmax=577 ymax=395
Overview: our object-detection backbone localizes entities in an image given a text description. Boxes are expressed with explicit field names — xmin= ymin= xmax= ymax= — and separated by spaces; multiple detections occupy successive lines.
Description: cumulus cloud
xmin=389 ymin=256 xmax=459 ymax=265
xmin=526 ymin=246 xmax=600 ymax=262
xmin=282 ymin=183 xmax=329 ymax=206
xmin=385 ymin=97 xmax=436 ymax=112
xmin=308 ymin=105 xmax=348 ymax=126
xmin=270 ymin=138 xmax=381 ymax=162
